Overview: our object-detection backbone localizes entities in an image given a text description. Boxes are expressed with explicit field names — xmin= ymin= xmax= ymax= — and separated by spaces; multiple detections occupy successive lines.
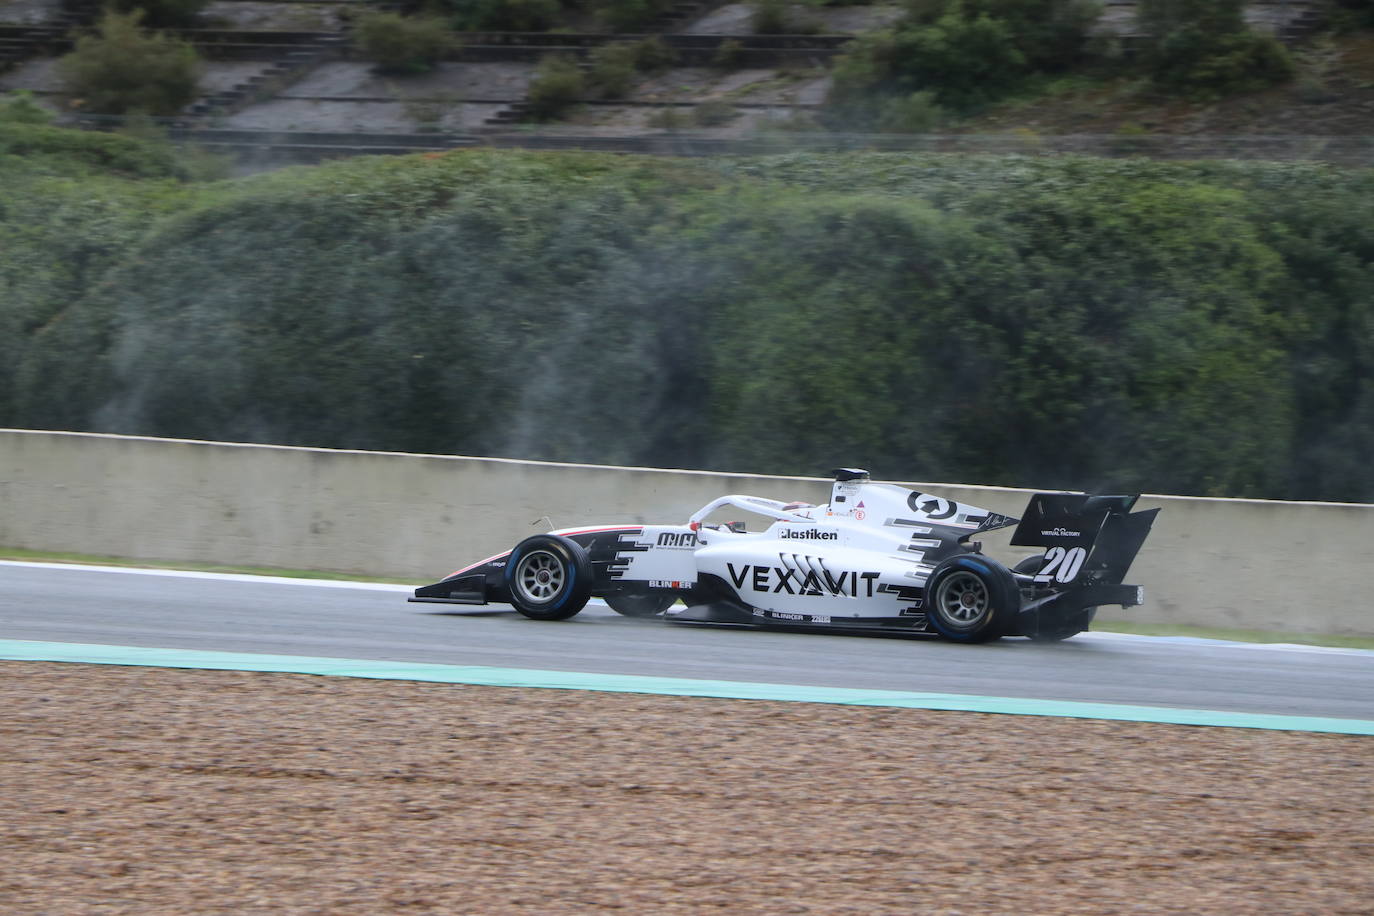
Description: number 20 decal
xmin=1035 ymin=546 xmax=1087 ymax=584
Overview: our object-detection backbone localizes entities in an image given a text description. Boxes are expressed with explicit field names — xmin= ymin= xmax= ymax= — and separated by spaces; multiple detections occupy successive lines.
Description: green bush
xmin=429 ymin=0 xmax=671 ymax=31
xmin=115 ymin=111 xmax=232 ymax=181
xmin=439 ymin=0 xmax=677 ymax=31
xmin=751 ymin=0 xmax=790 ymax=34
xmin=826 ymin=13 xmax=1025 ymax=121
xmin=691 ymin=100 xmax=737 ymax=126
xmin=57 ymin=12 xmax=202 ymax=116
xmin=586 ymin=39 xmax=674 ymax=98
xmin=595 ymin=0 xmax=671 ymax=32
xmin=824 ymin=0 xmax=1100 ymax=125
xmin=0 ymin=120 xmax=199 ymax=424
xmin=899 ymin=11 xmax=1028 ymax=104
xmin=1136 ymin=0 xmax=1294 ymax=97
xmin=5 ymin=149 xmax=1374 ymax=503
xmin=874 ymin=90 xmax=944 ymax=132
xmin=444 ymin=0 xmax=563 ymax=31
xmin=753 ymin=110 xmax=822 ymax=131
xmin=646 ymin=107 xmax=690 ymax=128
xmin=105 ymin=0 xmax=210 ymax=28
xmin=0 ymin=91 xmax=53 ymax=125
xmin=587 ymin=43 xmax=637 ymax=98
xmin=525 ymin=54 xmax=586 ymax=121
xmin=907 ymin=0 xmax=1103 ymax=71
xmin=1147 ymin=25 xmax=1295 ymax=97
xmin=1135 ymin=0 xmax=1244 ymax=38
xmin=628 ymin=36 xmax=677 ymax=71
xmin=355 ymin=12 xmax=456 ymax=75
xmin=1327 ymin=0 xmax=1374 ymax=31
xmin=750 ymin=0 xmax=820 ymax=35
xmin=0 ymin=120 xmax=184 ymax=178
xmin=711 ymin=38 xmax=746 ymax=70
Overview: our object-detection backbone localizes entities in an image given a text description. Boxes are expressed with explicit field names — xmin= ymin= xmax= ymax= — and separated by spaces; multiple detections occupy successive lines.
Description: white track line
xmin=1074 ymin=630 xmax=1374 ymax=657
xmin=0 ymin=560 xmax=413 ymax=592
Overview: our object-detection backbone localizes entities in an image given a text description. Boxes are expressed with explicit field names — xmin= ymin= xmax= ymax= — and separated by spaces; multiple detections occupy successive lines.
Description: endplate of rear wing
xmin=1012 ymin=493 xmax=1159 ymax=587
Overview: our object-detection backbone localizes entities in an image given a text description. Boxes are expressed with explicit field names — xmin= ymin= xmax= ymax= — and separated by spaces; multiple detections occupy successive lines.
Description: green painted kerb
xmin=3 ymin=639 xmax=1372 ymax=736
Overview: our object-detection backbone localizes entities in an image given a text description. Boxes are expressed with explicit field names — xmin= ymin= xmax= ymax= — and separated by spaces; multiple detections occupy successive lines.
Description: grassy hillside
xmin=3 ymin=119 xmax=1372 ymax=501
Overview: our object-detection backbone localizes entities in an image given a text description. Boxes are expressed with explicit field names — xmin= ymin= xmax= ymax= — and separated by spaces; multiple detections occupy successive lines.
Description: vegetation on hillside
xmin=403 ymin=0 xmax=673 ymax=32
xmin=104 ymin=0 xmax=211 ymax=27
xmin=3 ymin=119 xmax=1372 ymax=503
xmin=1330 ymin=0 xmax=1374 ymax=31
xmin=57 ymin=11 xmax=202 ymax=116
xmin=523 ymin=37 xmax=678 ymax=116
xmin=354 ymin=12 xmax=457 ymax=74
xmin=43 ymin=0 xmax=1362 ymax=138
xmin=1136 ymin=0 xmax=1294 ymax=97
xmin=823 ymin=0 xmax=1300 ymax=130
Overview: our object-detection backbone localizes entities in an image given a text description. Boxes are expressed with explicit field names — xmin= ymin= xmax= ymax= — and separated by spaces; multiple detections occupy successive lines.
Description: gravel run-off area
xmin=3 ymin=662 xmax=1372 ymax=914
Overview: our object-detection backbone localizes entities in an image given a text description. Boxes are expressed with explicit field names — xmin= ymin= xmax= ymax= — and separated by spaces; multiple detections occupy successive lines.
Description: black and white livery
xmin=411 ymin=469 xmax=1158 ymax=643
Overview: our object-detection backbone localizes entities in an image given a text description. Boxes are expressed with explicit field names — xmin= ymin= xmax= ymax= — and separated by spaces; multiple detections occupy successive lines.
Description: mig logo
xmin=656 ymin=531 xmax=699 ymax=548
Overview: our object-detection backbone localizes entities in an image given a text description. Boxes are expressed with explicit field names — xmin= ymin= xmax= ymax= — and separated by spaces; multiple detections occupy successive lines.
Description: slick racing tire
xmin=605 ymin=592 xmax=676 ymax=618
xmin=924 ymin=555 xmax=1019 ymax=644
xmin=505 ymin=535 xmax=593 ymax=620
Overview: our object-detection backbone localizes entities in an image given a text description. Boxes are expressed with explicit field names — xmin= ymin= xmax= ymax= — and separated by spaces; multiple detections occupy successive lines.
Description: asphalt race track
xmin=3 ymin=562 xmax=1372 ymax=721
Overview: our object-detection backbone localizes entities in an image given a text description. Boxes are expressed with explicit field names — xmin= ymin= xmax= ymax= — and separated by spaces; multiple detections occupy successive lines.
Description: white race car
xmin=411 ymin=469 xmax=1158 ymax=642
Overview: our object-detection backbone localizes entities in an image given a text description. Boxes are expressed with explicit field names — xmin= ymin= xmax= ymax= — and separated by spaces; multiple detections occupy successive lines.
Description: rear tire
xmin=1027 ymin=608 xmax=1096 ymax=642
xmin=504 ymin=535 xmax=593 ymax=620
xmin=924 ymin=555 xmax=1019 ymax=644
xmin=1012 ymin=555 xmax=1091 ymax=641
xmin=605 ymin=592 xmax=676 ymax=617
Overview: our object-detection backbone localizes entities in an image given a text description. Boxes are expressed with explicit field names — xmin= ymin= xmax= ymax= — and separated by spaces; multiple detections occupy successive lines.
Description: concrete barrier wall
xmin=2 ymin=429 xmax=1371 ymax=636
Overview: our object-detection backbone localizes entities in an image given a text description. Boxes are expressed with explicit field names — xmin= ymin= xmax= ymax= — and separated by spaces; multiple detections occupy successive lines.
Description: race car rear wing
xmin=1011 ymin=493 xmax=1159 ymax=587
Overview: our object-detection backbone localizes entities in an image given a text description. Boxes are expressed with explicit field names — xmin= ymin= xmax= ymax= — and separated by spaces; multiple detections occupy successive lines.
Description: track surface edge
xmin=3 ymin=639 xmax=1371 ymax=735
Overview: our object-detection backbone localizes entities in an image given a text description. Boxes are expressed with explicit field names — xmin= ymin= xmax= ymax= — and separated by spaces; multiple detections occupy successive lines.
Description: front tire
xmin=504 ymin=535 xmax=593 ymax=620
xmin=924 ymin=555 xmax=1019 ymax=643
